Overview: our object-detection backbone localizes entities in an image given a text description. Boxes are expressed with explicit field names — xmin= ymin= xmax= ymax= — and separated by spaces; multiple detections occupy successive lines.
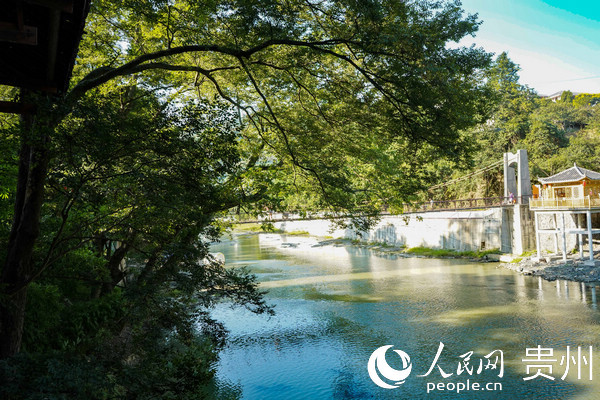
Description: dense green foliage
xmin=69 ymin=0 xmax=494 ymax=216
xmin=3 ymin=1 xmax=596 ymax=397
xmin=4 ymin=1 xmax=598 ymax=397
xmin=430 ymin=52 xmax=600 ymax=200
xmin=1 ymin=87 xmax=271 ymax=399
xmin=0 ymin=0 xmax=497 ymax=398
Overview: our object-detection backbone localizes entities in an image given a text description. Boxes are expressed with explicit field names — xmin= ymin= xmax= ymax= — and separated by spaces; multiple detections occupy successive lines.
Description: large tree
xmin=1 ymin=0 xmax=492 ymax=366
xmin=474 ymin=52 xmax=537 ymax=161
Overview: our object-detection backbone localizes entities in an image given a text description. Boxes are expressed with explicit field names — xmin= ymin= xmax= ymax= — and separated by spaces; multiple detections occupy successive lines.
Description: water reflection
xmin=208 ymin=234 xmax=600 ymax=399
xmin=547 ymin=279 xmax=600 ymax=311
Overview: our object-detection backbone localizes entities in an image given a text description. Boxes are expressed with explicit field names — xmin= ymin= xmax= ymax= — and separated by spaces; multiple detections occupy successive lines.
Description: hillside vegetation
xmin=427 ymin=52 xmax=600 ymax=202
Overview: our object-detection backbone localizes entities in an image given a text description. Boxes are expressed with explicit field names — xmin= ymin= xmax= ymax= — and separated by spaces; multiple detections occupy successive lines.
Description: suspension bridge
xmin=235 ymin=150 xmax=534 ymax=222
xmin=409 ymin=149 xmax=534 ymax=213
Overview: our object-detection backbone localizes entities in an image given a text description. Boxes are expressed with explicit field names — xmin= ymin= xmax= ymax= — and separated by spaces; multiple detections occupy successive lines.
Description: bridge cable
xmin=427 ymin=159 xmax=504 ymax=191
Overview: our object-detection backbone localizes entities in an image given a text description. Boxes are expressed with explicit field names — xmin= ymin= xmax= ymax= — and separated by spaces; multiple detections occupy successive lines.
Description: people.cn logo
xmin=367 ymin=345 xmax=412 ymax=389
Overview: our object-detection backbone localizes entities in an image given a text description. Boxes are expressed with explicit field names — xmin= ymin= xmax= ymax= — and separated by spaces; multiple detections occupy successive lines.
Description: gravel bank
xmin=501 ymin=257 xmax=600 ymax=283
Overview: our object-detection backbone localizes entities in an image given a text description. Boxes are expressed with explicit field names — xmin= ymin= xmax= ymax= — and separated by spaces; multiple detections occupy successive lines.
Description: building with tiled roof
xmin=531 ymin=163 xmax=600 ymax=209
xmin=539 ymin=164 xmax=600 ymax=185
xmin=531 ymin=164 xmax=600 ymax=209
xmin=530 ymin=163 xmax=600 ymax=265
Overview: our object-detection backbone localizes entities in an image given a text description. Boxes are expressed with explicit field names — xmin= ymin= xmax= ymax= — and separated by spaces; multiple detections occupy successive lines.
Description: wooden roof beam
xmin=46 ymin=8 xmax=61 ymax=82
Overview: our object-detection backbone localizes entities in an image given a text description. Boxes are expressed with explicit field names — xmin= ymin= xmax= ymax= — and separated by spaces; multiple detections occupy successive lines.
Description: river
xmin=207 ymin=234 xmax=600 ymax=399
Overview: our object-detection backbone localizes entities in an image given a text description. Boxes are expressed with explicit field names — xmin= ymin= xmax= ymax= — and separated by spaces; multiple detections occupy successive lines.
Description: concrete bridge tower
xmin=504 ymin=149 xmax=532 ymax=204
xmin=501 ymin=150 xmax=535 ymax=255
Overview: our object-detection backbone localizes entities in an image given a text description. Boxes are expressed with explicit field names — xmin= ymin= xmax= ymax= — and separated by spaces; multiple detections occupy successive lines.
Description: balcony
xmin=529 ymin=196 xmax=600 ymax=210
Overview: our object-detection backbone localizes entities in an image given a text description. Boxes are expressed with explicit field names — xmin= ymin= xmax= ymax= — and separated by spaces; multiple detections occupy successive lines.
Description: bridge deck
xmin=231 ymin=197 xmax=520 ymax=224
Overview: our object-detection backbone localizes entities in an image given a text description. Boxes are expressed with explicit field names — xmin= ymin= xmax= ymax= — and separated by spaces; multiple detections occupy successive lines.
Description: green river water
xmin=207 ymin=234 xmax=600 ymax=399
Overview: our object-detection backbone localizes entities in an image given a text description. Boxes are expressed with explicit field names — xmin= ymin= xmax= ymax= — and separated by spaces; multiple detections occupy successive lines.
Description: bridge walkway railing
xmin=401 ymin=196 xmax=530 ymax=213
xmin=228 ymin=196 xmax=532 ymax=224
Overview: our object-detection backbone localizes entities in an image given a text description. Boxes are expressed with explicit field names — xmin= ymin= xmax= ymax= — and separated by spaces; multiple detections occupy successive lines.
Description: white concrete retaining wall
xmin=272 ymin=208 xmax=506 ymax=252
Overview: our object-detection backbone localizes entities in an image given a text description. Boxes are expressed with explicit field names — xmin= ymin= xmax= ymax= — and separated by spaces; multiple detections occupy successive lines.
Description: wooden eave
xmin=545 ymin=178 xmax=600 ymax=187
xmin=544 ymin=180 xmax=585 ymax=187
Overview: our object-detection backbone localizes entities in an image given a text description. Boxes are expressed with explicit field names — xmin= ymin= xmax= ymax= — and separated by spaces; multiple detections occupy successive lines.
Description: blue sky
xmin=456 ymin=0 xmax=600 ymax=95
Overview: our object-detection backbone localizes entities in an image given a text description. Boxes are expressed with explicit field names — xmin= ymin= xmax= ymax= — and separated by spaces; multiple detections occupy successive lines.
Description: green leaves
xmin=1 ymin=0 xmax=500 ymax=395
xmin=459 ymin=51 xmax=600 ymax=198
xmin=64 ymin=0 xmax=495 ymax=215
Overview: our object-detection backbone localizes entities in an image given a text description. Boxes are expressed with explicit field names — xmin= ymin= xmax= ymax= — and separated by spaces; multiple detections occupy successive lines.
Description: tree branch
xmin=67 ymin=38 xmax=358 ymax=102
xmin=236 ymin=57 xmax=331 ymax=199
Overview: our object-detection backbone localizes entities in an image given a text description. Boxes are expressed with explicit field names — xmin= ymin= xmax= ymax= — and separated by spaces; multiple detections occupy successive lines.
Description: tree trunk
xmin=101 ymin=242 xmax=129 ymax=295
xmin=0 ymin=109 xmax=50 ymax=359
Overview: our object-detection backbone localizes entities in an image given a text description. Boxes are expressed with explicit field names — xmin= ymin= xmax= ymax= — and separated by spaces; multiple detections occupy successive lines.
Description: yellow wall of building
xmin=543 ymin=179 xmax=600 ymax=199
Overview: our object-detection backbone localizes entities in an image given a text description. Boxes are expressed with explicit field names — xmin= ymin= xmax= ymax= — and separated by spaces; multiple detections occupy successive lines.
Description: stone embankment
xmin=501 ymin=257 xmax=600 ymax=283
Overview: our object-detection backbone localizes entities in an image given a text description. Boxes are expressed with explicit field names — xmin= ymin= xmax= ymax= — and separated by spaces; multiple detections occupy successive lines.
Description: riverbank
xmin=500 ymin=256 xmax=600 ymax=283
xmin=232 ymin=227 xmax=500 ymax=262
xmin=233 ymin=226 xmax=600 ymax=283
xmin=314 ymin=238 xmax=501 ymax=261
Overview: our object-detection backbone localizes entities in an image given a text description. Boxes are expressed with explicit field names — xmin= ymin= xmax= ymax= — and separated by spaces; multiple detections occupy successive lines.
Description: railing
xmin=401 ymin=196 xmax=528 ymax=213
xmin=228 ymin=196 xmax=530 ymax=223
xmin=226 ymin=211 xmax=320 ymax=223
xmin=529 ymin=196 xmax=600 ymax=210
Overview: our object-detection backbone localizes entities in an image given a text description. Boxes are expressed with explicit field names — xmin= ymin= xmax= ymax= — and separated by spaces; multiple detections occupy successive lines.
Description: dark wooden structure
xmin=0 ymin=0 xmax=90 ymax=359
xmin=0 ymin=0 xmax=90 ymax=112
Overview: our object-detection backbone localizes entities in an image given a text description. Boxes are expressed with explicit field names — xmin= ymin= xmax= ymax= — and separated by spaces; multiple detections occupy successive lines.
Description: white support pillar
xmin=561 ymin=212 xmax=567 ymax=261
xmin=553 ymin=213 xmax=559 ymax=254
xmin=587 ymin=210 xmax=594 ymax=261
xmin=512 ymin=204 xmax=524 ymax=255
xmin=535 ymin=211 xmax=541 ymax=259
xmin=579 ymin=214 xmax=584 ymax=260
xmin=516 ymin=150 xmax=533 ymax=204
